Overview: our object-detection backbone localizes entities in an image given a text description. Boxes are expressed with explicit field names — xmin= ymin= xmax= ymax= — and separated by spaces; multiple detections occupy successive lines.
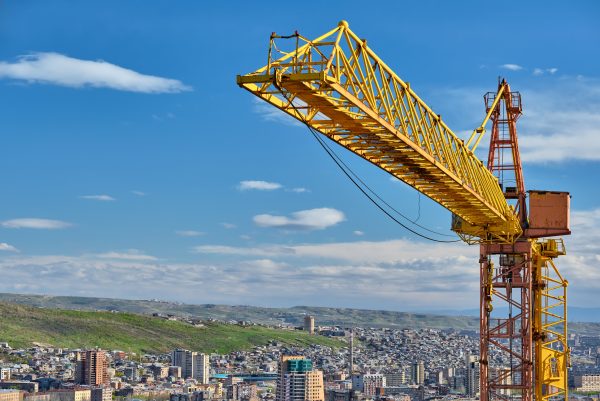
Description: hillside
xmin=0 ymin=293 xmax=597 ymax=334
xmin=0 ymin=293 xmax=480 ymax=330
xmin=0 ymin=302 xmax=343 ymax=354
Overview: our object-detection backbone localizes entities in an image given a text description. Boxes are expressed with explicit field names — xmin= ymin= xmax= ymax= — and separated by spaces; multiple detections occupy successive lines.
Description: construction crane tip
xmin=338 ymin=20 xmax=349 ymax=29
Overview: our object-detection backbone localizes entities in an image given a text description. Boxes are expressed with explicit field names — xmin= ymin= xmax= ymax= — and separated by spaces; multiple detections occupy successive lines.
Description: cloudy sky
xmin=1 ymin=1 xmax=599 ymax=311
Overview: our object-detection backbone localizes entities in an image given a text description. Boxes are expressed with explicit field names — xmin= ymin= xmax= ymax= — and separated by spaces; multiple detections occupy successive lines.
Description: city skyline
xmin=0 ymin=1 xmax=599 ymax=310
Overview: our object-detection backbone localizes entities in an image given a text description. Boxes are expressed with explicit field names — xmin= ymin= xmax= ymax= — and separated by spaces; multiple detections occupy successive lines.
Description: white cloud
xmin=353 ymin=230 xmax=365 ymax=236
xmin=237 ymin=180 xmax=309 ymax=193
xmin=152 ymin=112 xmax=175 ymax=122
xmin=0 ymin=52 xmax=191 ymax=93
xmin=253 ymin=207 xmax=345 ymax=230
xmin=80 ymin=194 xmax=115 ymax=201
xmin=221 ymin=222 xmax=237 ymax=229
xmin=240 ymin=258 xmax=289 ymax=272
xmin=533 ymin=67 xmax=559 ymax=76
xmin=193 ymin=244 xmax=296 ymax=257
xmin=131 ymin=190 xmax=146 ymax=196
xmin=1 ymin=218 xmax=72 ymax=230
xmin=238 ymin=180 xmax=282 ymax=191
xmin=0 ymin=239 xmax=478 ymax=310
xmin=0 ymin=243 xmax=18 ymax=252
xmin=188 ymin=214 xmax=600 ymax=309
xmin=252 ymin=97 xmax=302 ymax=127
xmin=518 ymin=77 xmax=600 ymax=163
xmin=544 ymin=208 xmax=600 ymax=305
xmin=176 ymin=230 xmax=204 ymax=237
xmin=95 ymin=249 xmax=157 ymax=261
xmin=1 ymin=212 xmax=598 ymax=309
xmin=428 ymin=76 xmax=600 ymax=163
xmin=500 ymin=63 xmax=523 ymax=71
xmin=194 ymin=238 xmax=468 ymax=264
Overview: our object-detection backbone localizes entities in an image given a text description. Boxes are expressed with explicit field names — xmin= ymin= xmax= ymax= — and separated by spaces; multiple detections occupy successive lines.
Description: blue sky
xmin=0 ymin=1 xmax=599 ymax=311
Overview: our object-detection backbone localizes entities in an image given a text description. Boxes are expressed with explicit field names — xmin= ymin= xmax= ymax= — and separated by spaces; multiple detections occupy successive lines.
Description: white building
xmin=171 ymin=349 xmax=209 ymax=384
xmin=411 ymin=361 xmax=424 ymax=385
xmin=0 ymin=368 xmax=10 ymax=381
xmin=351 ymin=374 xmax=385 ymax=397
xmin=574 ymin=374 xmax=600 ymax=392
xmin=385 ymin=370 xmax=408 ymax=387
xmin=466 ymin=354 xmax=480 ymax=397
xmin=194 ymin=353 xmax=209 ymax=385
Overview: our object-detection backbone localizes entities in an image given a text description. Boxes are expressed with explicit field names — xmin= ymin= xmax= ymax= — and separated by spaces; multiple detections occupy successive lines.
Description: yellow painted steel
xmin=238 ymin=21 xmax=570 ymax=401
xmin=533 ymin=239 xmax=569 ymax=401
xmin=237 ymin=21 xmax=521 ymax=243
xmin=466 ymin=84 xmax=506 ymax=152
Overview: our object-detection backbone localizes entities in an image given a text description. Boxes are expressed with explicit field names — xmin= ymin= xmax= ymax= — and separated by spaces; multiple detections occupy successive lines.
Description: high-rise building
xmin=465 ymin=354 xmax=480 ymax=397
xmin=436 ymin=370 xmax=446 ymax=385
xmin=351 ymin=374 xmax=385 ymax=397
xmin=385 ymin=370 xmax=407 ymax=387
xmin=172 ymin=349 xmax=193 ymax=379
xmin=305 ymin=371 xmax=325 ymax=401
xmin=194 ymin=353 xmax=210 ymax=385
xmin=451 ymin=375 xmax=466 ymax=393
xmin=348 ymin=329 xmax=354 ymax=376
xmin=276 ymin=356 xmax=324 ymax=401
xmin=91 ymin=387 xmax=113 ymax=401
xmin=171 ymin=349 xmax=209 ymax=384
xmin=304 ymin=316 xmax=315 ymax=335
xmin=75 ymin=350 xmax=109 ymax=386
xmin=411 ymin=361 xmax=424 ymax=385
xmin=227 ymin=382 xmax=258 ymax=401
xmin=490 ymin=367 xmax=512 ymax=396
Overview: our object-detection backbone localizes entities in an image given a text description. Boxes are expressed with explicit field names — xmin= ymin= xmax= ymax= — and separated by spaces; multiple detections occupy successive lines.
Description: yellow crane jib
xmin=237 ymin=21 xmax=521 ymax=243
xmin=466 ymin=83 xmax=507 ymax=152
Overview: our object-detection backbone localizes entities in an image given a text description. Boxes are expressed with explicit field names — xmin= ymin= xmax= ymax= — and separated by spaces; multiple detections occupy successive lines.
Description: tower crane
xmin=237 ymin=21 xmax=570 ymax=401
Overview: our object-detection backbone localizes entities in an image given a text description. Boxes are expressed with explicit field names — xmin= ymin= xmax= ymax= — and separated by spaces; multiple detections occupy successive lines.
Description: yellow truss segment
xmin=533 ymin=239 xmax=569 ymax=401
xmin=237 ymin=21 xmax=521 ymax=243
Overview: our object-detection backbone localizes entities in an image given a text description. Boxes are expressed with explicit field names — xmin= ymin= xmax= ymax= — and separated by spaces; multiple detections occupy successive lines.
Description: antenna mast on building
xmin=349 ymin=328 xmax=354 ymax=377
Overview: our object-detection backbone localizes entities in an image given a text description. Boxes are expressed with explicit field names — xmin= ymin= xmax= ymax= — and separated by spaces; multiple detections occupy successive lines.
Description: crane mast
xmin=477 ymin=81 xmax=570 ymax=401
xmin=237 ymin=21 xmax=571 ymax=401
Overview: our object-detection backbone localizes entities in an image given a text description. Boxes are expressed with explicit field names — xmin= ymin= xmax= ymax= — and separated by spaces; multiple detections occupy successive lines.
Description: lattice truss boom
xmin=237 ymin=21 xmax=521 ymax=243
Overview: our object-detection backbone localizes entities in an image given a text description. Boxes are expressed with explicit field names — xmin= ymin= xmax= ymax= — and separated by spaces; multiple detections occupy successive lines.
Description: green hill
xmin=0 ymin=292 xmax=480 ymax=330
xmin=1 ymin=293 xmax=597 ymax=335
xmin=0 ymin=302 xmax=343 ymax=354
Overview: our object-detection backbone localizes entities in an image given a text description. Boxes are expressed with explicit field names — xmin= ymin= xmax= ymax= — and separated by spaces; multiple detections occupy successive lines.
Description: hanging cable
xmin=272 ymin=82 xmax=461 ymax=242
xmin=307 ymin=126 xmax=460 ymax=243
xmin=314 ymin=125 xmax=454 ymax=238
xmin=276 ymin=88 xmax=460 ymax=243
